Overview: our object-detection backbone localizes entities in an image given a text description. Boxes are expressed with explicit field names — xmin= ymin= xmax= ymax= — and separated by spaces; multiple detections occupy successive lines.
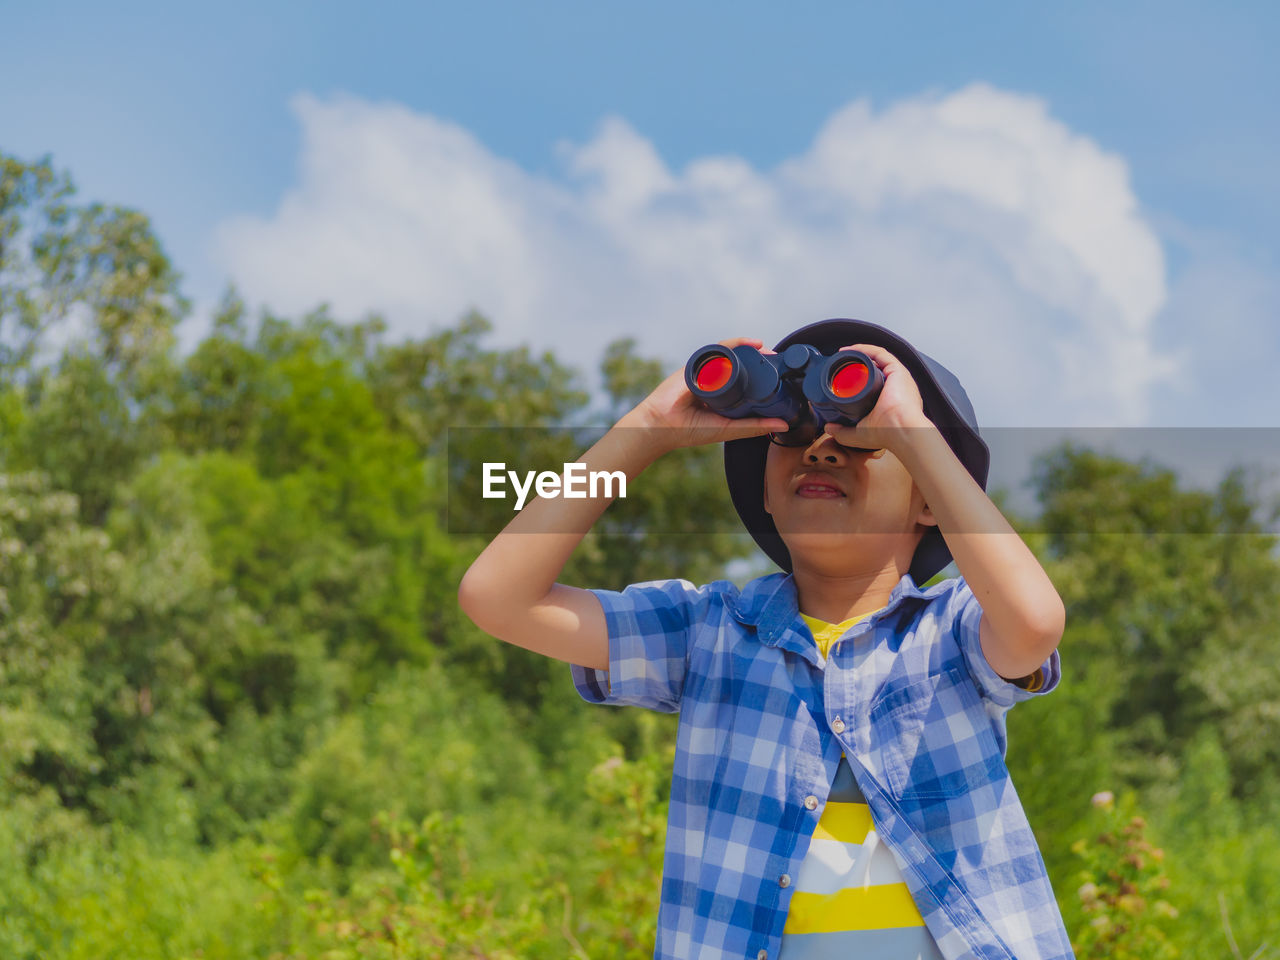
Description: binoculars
xmin=683 ymin=342 xmax=884 ymax=445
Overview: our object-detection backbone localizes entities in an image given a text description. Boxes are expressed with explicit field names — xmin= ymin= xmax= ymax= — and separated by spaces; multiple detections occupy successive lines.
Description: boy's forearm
xmin=894 ymin=423 xmax=1065 ymax=679
xmin=459 ymin=412 xmax=669 ymax=608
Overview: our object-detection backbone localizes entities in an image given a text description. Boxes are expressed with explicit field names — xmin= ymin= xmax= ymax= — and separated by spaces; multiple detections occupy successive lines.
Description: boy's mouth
xmin=792 ymin=472 xmax=846 ymax=499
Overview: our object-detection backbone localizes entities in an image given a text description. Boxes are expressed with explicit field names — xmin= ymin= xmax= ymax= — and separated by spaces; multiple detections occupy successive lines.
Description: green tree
xmin=1 ymin=152 xmax=185 ymax=394
xmin=1032 ymin=445 xmax=1280 ymax=797
xmin=1 ymin=152 xmax=187 ymax=524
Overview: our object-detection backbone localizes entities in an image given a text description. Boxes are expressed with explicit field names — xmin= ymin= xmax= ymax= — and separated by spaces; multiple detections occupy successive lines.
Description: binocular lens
xmin=694 ymin=355 xmax=734 ymax=392
xmin=829 ymin=360 xmax=870 ymax=398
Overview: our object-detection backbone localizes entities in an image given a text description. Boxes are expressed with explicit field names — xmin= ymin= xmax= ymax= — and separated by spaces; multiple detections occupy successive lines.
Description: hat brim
xmin=724 ymin=319 xmax=989 ymax=586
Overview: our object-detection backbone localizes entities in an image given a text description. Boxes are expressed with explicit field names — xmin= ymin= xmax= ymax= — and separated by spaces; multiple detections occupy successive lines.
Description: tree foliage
xmin=0 ymin=149 xmax=1277 ymax=958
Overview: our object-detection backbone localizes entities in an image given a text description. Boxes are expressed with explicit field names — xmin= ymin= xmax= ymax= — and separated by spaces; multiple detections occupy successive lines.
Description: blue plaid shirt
xmin=571 ymin=572 xmax=1074 ymax=960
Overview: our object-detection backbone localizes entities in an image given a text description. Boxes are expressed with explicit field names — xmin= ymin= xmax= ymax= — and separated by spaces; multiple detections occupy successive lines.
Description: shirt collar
xmin=727 ymin=571 xmax=954 ymax=647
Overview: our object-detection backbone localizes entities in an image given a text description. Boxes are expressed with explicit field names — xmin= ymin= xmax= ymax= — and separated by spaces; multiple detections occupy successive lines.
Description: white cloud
xmin=1144 ymin=225 xmax=1280 ymax=428
xmin=214 ymin=84 xmax=1180 ymax=426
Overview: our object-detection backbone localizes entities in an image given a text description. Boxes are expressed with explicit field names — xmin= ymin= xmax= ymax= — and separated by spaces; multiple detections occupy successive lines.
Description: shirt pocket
xmin=870 ymin=667 xmax=1007 ymax=801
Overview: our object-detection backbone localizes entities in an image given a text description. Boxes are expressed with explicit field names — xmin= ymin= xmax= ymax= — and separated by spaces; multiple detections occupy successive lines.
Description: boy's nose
xmin=803 ymin=434 xmax=847 ymax=466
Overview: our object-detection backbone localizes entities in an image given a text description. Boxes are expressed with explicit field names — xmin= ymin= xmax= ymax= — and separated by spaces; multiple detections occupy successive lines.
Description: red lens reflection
xmin=830 ymin=361 xmax=870 ymax=398
xmin=694 ymin=355 xmax=733 ymax=392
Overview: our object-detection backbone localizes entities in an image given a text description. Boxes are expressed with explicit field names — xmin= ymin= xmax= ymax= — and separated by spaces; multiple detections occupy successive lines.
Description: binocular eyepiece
xmin=684 ymin=342 xmax=884 ymax=444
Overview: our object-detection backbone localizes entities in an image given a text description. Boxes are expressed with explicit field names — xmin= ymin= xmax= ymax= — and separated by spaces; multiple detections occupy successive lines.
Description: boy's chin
xmin=778 ymin=530 xmax=911 ymax=564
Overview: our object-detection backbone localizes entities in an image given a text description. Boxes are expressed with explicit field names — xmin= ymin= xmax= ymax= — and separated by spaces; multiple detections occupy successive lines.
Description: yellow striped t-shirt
xmin=778 ymin=612 xmax=943 ymax=960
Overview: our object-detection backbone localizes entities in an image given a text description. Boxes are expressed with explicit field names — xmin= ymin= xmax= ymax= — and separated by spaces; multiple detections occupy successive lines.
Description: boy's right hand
xmin=621 ymin=337 xmax=791 ymax=454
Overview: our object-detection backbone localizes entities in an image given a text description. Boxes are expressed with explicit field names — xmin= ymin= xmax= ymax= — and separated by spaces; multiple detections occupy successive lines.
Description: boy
xmin=458 ymin=319 xmax=1073 ymax=959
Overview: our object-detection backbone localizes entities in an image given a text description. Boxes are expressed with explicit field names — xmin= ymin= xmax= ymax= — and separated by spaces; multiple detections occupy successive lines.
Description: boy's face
xmin=762 ymin=433 xmax=935 ymax=568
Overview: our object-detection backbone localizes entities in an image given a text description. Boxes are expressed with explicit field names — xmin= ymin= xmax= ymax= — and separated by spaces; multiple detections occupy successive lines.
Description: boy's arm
xmin=456 ymin=338 xmax=788 ymax=672
xmin=457 ymin=420 xmax=662 ymax=671
xmin=893 ymin=425 xmax=1064 ymax=681
xmin=825 ymin=343 xmax=1065 ymax=683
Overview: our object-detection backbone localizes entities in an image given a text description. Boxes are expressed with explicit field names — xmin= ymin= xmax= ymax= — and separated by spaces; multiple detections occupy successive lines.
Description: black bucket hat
xmin=724 ymin=318 xmax=990 ymax=586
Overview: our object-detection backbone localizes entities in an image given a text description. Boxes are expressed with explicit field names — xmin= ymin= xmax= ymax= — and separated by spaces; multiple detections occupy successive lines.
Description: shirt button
xmin=779 ymin=873 xmax=791 ymax=888
xmin=804 ymin=795 xmax=819 ymax=810
xmin=831 ymin=717 xmax=845 ymax=734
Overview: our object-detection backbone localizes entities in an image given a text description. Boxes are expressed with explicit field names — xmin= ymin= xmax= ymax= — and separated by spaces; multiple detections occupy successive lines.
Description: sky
xmin=2 ymin=1 xmax=1278 ymax=451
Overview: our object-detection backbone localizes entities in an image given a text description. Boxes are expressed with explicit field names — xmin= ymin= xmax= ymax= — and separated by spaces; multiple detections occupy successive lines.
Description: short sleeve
xmin=570 ymin=578 xmax=720 ymax=713
xmin=951 ymin=578 xmax=1061 ymax=709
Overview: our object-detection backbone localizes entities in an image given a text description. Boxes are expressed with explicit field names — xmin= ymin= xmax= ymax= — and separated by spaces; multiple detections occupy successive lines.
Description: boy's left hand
xmin=821 ymin=343 xmax=932 ymax=454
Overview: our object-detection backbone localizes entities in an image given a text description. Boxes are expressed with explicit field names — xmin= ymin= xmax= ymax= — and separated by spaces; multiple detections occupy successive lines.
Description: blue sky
xmin=3 ymin=1 xmax=1278 ymax=436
